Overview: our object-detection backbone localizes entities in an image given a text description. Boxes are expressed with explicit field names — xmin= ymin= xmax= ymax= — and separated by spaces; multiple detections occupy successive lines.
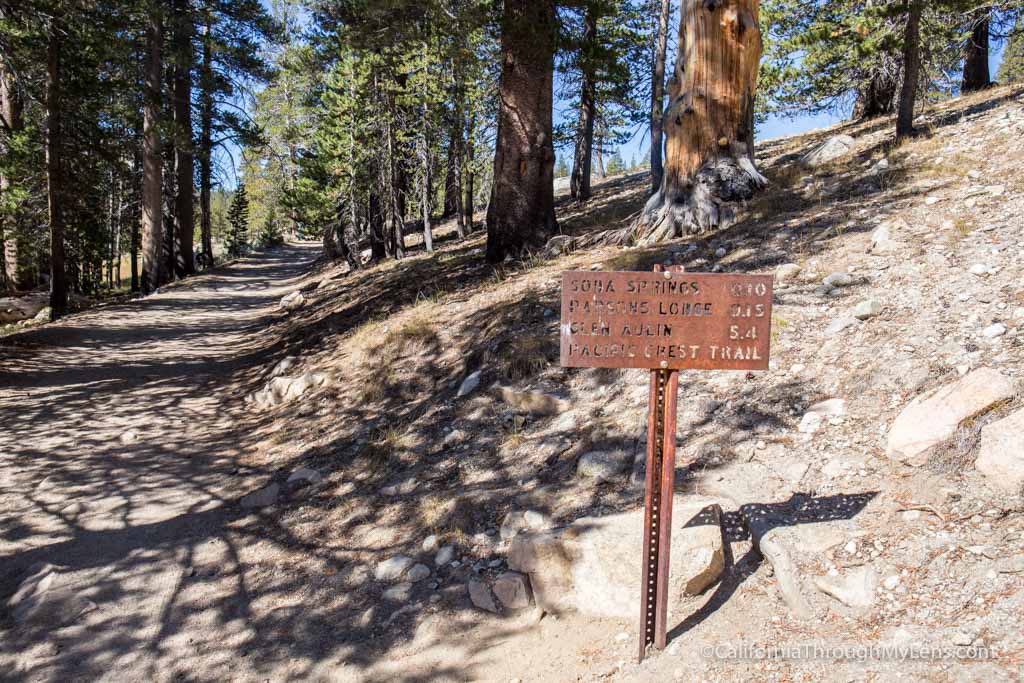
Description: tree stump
xmin=634 ymin=0 xmax=765 ymax=243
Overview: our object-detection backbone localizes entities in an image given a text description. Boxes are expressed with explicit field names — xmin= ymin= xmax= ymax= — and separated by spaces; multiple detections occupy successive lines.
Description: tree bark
xmin=368 ymin=193 xmax=386 ymax=261
xmin=465 ymin=113 xmax=475 ymax=231
xmin=421 ymin=141 xmax=434 ymax=254
xmin=571 ymin=5 xmax=598 ymax=202
xmin=46 ymin=21 xmax=67 ymax=318
xmin=962 ymin=16 xmax=991 ymax=93
xmin=141 ymin=4 xmax=165 ymax=293
xmin=485 ymin=0 xmax=558 ymax=263
xmin=896 ymin=0 xmax=923 ymax=141
xmin=1 ymin=56 xmax=28 ymax=290
xmin=650 ymin=0 xmax=671 ymax=193
xmin=633 ymin=0 xmax=765 ymax=243
xmin=173 ymin=0 xmax=195 ymax=276
xmin=444 ymin=122 xmax=461 ymax=220
xmin=198 ymin=11 xmax=214 ymax=268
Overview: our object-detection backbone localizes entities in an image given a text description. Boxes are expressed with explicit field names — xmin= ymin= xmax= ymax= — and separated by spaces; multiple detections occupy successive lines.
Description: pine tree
xmin=226 ymin=184 xmax=250 ymax=258
xmin=1000 ymin=17 xmax=1024 ymax=83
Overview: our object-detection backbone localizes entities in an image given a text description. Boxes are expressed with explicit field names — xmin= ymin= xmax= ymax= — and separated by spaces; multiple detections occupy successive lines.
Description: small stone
xmin=807 ymin=398 xmax=846 ymax=417
xmin=457 ymin=371 xmax=482 ymax=398
xmin=492 ymin=572 xmax=532 ymax=610
xmin=119 ymin=430 xmax=138 ymax=445
xmin=434 ymin=546 xmax=455 ymax=566
xmin=798 ymin=412 xmax=823 ymax=434
xmin=883 ymin=575 xmax=900 ymax=590
xmin=986 ymin=185 xmax=1005 ymax=197
xmin=382 ymin=582 xmax=413 ymax=602
xmin=969 ymin=264 xmax=991 ymax=276
xmin=375 ymin=555 xmax=415 ymax=582
xmin=286 ymin=467 xmax=322 ymax=486
xmin=406 ymin=564 xmax=431 ymax=583
xmin=280 ymin=291 xmax=306 ymax=311
xmin=825 ymin=316 xmax=859 ymax=335
xmin=776 ymin=263 xmax=802 ymax=282
xmin=422 ymin=535 xmax=439 ymax=553
xmin=241 ymin=483 xmax=280 ymax=509
xmin=976 ymin=409 xmax=1024 ymax=494
xmin=468 ymin=580 xmax=499 ymax=613
xmin=982 ymin=323 xmax=1006 ymax=339
xmin=577 ymin=450 xmax=631 ymax=483
xmin=844 ymin=540 xmax=858 ymax=554
xmin=853 ymin=299 xmax=882 ymax=320
xmin=925 ymin=196 xmax=940 ymax=205
xmin=714 ymin=247 xmax=727 ymax=258
xmin=823 ymin=272 xmax=855 ymax=288
xmin=814 ymin=565 xmax=878 ymax=608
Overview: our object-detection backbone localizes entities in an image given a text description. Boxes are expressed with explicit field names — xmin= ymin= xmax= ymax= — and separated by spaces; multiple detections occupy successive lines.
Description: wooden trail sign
xmin=559 ymin=265 xmax=774 ymax=661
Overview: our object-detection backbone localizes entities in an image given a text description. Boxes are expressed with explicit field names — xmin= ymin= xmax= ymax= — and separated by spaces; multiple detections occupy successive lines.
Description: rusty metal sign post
xmin=560 ymin=264 xmax=773 ymax=662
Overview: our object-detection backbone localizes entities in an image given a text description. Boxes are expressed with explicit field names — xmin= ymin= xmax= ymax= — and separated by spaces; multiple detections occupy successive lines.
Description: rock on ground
xmin=434 ymin=546 xmax=455 ymax=566
xmin=375 ymin=555 xmax=415 ymax=582
xmin=802 ymin=135 xmax=855 ymax=167
xmin=249 ymin=372 xmax=328 ymax=410
xmin=814 ymin=565 xmax=878 ymax=609
xmin=241 ymin=483 xmax=280 ymax=509
xmin=499 ymin=509 xmax=552 ymax=540
xmin=886 ymin=368 xmax=1015 ymax=466
xmin=776 ymin=263 xmax=801 ymax=281
xmin=280 ymin=291 xmax=306 ymax=311
xmin=576 ymin=449 xmax=632 ymax=483
xmin=492 ymin=572 xmax=532 ymax=610
xmin=975 ymin=409 xmax=1024 ymax=494
xmin=286 ymin=467 xmax=322 ymax=486
xmin=508 ymin=497 xmax=724 ymax=619
xmin=457 ymin=371 xmax=482 ymax=398
xmin=468 ymin=579 xmax=499 ymax=613
xmin=8 ymin=563 xmax=97 ymax=631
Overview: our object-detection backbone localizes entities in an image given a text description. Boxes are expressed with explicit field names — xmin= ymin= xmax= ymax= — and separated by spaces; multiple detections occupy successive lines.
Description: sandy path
xmin=0 ymin=244 xmax=320 ymax=682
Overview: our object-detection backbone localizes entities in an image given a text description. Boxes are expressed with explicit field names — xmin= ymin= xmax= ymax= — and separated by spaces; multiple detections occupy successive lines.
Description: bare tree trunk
xmin=113 ymin=174 xmax=122 ymax=288
xmin=368 ymin=193 xmax=386 ymax=261
xmin=632 ymin=0 xmax=764 ymax=243
xmin=198 ymin=10 xmax=214 ymax=268
xmin=650 ymin=0 xmax=671 ymax=193
xmin=1 ymin=56 xmax=27 ymax=290
xmin=593 ymin=133 xmax=606 ymax=180
xmin=173 ymin=0 xmax=195 ymax=276
xmin=570 ymin=5 xmax=598 ymax=203
xmin=141 ymin=4 xmax=165 ymax=293
xmin=465 ymin=113 xmax=475 ymax=231
xmin=962 ymin=16 xmax=992 ymax=92
xmin=46 ymin=21 xmax=67 ymax=318
xmin=444 ymin=124 xmax=461 ymax=220
xmin=896 ymin=0 xmax=923 ymax=141
xmin=422 ymin=140 xmax=434 ymax=254
xmin=485 ymin=0 xmax=558 ymax=263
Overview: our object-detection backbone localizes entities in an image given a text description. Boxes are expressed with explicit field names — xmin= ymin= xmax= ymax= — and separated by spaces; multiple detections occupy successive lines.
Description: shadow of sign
xmin=669 ymin=491 xmax=879 ymax=642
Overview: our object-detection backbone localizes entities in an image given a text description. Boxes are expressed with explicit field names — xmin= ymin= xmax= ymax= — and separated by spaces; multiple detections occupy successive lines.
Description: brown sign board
xmin=560 ymin=270 xmax=774 ymax=371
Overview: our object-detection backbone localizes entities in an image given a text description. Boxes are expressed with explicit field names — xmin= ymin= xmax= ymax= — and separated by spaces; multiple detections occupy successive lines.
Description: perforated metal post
xmin=638 ymin=265 xmax=681 ymax=662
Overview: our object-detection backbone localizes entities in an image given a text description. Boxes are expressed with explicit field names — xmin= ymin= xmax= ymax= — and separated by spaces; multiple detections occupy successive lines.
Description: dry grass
xmin=486 ymin=333 xmax=557 ymax=382
xmin=360 ymin=422 xmax=412 ymax=476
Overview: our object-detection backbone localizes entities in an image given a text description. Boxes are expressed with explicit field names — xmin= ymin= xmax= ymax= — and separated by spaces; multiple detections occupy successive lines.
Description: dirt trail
xmin=0 ymin=244 xmax=321 ymax=682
